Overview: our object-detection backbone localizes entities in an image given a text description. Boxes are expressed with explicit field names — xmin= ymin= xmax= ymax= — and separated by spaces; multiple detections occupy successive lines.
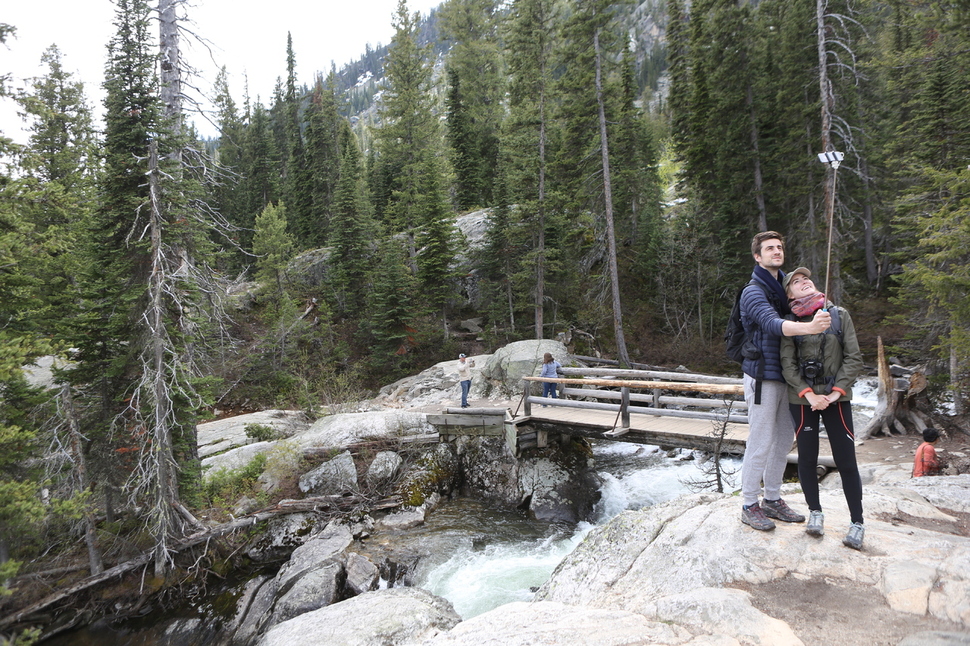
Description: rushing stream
xmin=414 ymin=441 xmax=740 ymax=619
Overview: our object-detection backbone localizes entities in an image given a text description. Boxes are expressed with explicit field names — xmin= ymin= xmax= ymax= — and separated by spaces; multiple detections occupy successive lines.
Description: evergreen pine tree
xmin=302 ymin=73 xmax=344 ymax=247
xmin=376 ymin=0 xmax=440 ymax=243
xmin=362 ymin=236 xmax=417 ymax=378
xmin=439 ymin=0 xmax=503 ymax=209
xmin=328 ymin=133 xmax=375 ymax=316
xmin=416 ymin=155 xmax=460 ymax=338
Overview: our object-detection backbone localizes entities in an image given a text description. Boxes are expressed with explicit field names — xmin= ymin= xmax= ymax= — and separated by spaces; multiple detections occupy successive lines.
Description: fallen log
xmin=0 ymin=493 xmax=401 ymax=631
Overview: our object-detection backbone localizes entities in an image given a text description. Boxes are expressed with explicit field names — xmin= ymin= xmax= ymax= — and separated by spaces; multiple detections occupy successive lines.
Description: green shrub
xmin=203 ymin=453 xmax=269 ymax=508
xmin=245 ymin=423 xmax=281 ymax=442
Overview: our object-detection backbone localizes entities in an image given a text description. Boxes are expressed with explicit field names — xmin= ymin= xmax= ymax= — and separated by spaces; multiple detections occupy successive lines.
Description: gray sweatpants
xmin=741 ymin=375 xmax=794 ymax=507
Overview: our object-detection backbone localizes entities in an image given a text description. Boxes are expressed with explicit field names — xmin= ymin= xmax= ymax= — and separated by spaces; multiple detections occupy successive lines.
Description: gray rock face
xmin=377 ymin=356 xmax=490 ymax=408
xmin=244 ymin=513 xmax=328 ymax=564
xmin=284 ymin=247 xmax=334 ymax=287
xmin=269 ymin=561 xmax=344 ymax=626
xmin=397 ymin=444 xmax=460 ymax=507
xmin=299 ymin=450 xmax=359 ymax=495
xmin=257 ymin=524 xmax=355 ymax=631
xmin=198 ymin=410 xmax=310 ymax=459
xmin=418 ymin=600 xmax=693 ymax=646
xmin=346 ymin=552 xmax=380 ymax=595
xmin=259 ymin=587 xmax=461 ymax=646
xmin=296 ymin=411 xmax=435 ymax=451
xmin=458 ymin=436 xmax=601 ymax=523
xmin=367 ymin=451 xmax=404 ymax=489
xmin=217 ymin=574 xmax=277 ymax=646
xmin=535 ymin=481 xmax=970 ymax=636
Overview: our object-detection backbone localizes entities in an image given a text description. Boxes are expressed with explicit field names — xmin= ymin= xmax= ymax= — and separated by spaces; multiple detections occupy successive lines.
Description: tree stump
xmin=858 ymin=337 xmax=932 ymax=440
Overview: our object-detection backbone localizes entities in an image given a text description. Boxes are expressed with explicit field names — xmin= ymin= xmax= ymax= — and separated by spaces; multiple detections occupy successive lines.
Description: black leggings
xmin=790 ymin=400 xmax=864 ymax=524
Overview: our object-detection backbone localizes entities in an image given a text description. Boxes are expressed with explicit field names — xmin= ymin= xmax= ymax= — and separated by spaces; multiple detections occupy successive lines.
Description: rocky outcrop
xmin=396 ymin=444 xmax=460 ymax=508
xmin=244 ymin=476 xmax=970 ymax=645
xmin=531 ymin=479 xmax=970 ymax=642
xmin=284 ymin=247 xmax=334 ymax=287
xmin=479 ymin=339 xmax=571 ymax=398
xmin=198 ymin=410 xmax=310 ymax=459
xmin=367 ymin=451 xmax=404 ymax=489
xmin=376 ymin=339 xmax=574 ymax=407
xmin=377 ymin=355 xmax=491 ymax=409
xmin=457 ymin=436 xmax=601 ymax=524
xmin=259 ymin=588 xmax=461 ymax=646
xmin=295 ymin=411 xmax=435 ymax=451
xmin=299 ymin=450 xmax=359 ymax=495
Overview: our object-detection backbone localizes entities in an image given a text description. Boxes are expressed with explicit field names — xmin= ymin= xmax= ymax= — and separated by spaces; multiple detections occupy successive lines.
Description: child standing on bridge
xmin=539 ymin=353 xmax=563 ymax=399
xmin=780 ymin=267 xmax=866 ymax=549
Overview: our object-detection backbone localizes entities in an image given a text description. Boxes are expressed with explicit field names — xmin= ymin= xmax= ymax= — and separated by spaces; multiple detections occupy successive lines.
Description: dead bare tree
xmin=683 ymin=399 xmax=740 ymax=494
xmin=815 ymin=0 xmax=874 ymax=303
xmin=592 ymin=27 xmax=630 ymax=367
xmin=56 ymin=386 xmax=104 ymax=576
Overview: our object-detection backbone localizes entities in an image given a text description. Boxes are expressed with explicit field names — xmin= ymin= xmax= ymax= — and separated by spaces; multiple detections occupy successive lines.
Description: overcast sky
xmin=1 ymin=0 xmax=442 ymax=143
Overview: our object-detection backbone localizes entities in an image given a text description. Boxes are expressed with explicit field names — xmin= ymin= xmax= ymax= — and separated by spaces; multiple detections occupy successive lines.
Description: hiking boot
xmin=843 ymin=522 xmax=865 ymax=550
xmin=762 ymin=498 xmax=806 ymax=523
xmin=741 ymin=502 xmax=776 ymax=531
xmin=806 ymin=510 xmax=824 ymax=537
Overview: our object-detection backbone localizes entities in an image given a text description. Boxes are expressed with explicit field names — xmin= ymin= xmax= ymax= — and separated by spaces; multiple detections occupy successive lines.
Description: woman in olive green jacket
xmin=780 ymin=267 xmax=866 ymax=549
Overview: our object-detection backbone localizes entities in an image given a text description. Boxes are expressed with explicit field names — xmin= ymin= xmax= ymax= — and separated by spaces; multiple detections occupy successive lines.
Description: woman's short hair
xmin=923 ymin=427 xmax=940 ymax=443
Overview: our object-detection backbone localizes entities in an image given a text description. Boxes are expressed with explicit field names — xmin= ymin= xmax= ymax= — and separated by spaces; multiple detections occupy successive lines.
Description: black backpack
xmin=725 ymin=280 xmax=767 ymax=364
xmin=725 ymin=280 xmax=772 ymax=403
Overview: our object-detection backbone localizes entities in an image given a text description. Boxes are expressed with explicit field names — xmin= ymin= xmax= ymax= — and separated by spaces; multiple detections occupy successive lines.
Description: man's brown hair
xmin=751 ymin=231 xmax=785 ymax=258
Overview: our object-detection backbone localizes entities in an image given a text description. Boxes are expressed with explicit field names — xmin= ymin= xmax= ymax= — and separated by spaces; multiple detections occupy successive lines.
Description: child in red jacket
xmin=913 ymin=427 xmax=941 ymax=477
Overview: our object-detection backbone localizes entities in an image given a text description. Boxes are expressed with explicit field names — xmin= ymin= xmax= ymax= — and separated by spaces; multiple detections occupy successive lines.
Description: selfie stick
xmin=817 ymin=150 xmax=844 ymax=306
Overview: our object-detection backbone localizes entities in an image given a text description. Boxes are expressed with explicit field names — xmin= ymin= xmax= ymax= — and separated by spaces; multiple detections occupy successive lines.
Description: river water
xmin=413 ymin=441 xmax=741 ymax=620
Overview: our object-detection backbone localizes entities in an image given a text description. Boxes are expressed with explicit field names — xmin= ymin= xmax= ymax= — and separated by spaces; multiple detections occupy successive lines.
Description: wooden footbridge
xmin=427 ymin=366 xmax=751 ymax=457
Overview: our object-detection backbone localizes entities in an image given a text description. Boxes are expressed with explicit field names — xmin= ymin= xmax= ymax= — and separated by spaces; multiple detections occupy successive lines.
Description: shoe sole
xmin=806 ymin=527 xmax=824 ymax=537
xmin=763 ymin=509 xmax=806 ymax=523
xmin=741 ymin=518 xmax=775 ymax=531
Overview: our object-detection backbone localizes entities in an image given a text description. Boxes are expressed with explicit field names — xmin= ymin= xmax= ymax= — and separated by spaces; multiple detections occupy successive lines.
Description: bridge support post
xmin=523 ymin=382 xmax=532 ymax=416
xmin=621 ymin=387 xmax=630 ymax=428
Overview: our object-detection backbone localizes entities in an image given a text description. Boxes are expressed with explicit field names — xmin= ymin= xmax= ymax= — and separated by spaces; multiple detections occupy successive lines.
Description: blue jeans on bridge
xmin=460 ymin=380 xmax=471 ymax=408
xmin=542 ymin=382 xmax=558 ymax=399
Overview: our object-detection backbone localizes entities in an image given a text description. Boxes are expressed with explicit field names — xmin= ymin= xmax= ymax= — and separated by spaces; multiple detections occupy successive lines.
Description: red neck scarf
xmin=790 ymin=292 xmax=826 ymax=317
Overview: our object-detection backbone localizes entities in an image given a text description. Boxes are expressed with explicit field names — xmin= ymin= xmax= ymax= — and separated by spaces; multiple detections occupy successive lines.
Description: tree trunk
xmin=593 ymin=29 xmax=630 ymax=366
xmin=952 ymin=325 xmax=965 ymax=416
xmin=158 ymin=0 xmax=181 ymax=157
xmin=61 ymin=385 xmax=104 ymax=576
xmin=816 ymin=0 xmax=842 ymax=303
xmin=147 ymin=141 xmax=182 ymax=578
xmin=535 ymin=80 xmax=546 ymax=339
xmin=747 ymin=84 xmax=767 ymax=232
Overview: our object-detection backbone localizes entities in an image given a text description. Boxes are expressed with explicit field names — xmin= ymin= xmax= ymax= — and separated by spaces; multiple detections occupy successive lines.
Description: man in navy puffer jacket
xmin=738 ymin=232 xmax=832 ymax=531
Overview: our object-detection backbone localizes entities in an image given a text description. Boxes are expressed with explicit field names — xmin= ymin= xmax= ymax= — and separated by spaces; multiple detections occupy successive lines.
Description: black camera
xmin=800 ymin=359 xmax=824 ymax=381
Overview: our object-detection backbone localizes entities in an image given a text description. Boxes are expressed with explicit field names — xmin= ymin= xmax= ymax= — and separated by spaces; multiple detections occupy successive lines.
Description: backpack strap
xmin=742 ymin=279 xmax=772 ymax=406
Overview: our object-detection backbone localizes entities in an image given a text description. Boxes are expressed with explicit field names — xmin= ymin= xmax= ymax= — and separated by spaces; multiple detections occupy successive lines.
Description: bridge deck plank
xmin=519 ymin=405 xmax=749 ymax=454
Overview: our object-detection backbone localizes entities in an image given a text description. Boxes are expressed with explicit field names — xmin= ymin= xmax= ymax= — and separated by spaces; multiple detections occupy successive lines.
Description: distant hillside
xmin=328 ymin=0 xmax=668 ymax=120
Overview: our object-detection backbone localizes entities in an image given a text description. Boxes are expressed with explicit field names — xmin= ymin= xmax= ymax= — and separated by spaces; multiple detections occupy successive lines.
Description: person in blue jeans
xmin=457 ymin=354 xmax=475 ymax=408
xmin=539 ymin=353 xmax=562 ymax=399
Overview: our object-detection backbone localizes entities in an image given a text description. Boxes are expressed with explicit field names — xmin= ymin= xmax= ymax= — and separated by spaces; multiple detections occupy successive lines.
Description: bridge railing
xmin=522 ymin=366 xmax=746 ymax=430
